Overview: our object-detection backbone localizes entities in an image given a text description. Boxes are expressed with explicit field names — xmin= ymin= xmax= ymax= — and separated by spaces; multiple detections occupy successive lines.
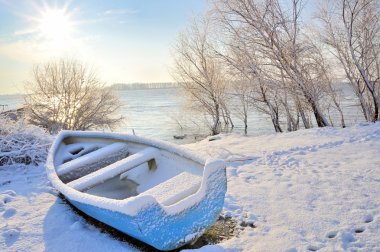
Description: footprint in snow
xmin=0 ymin=191 xmax=17 ymax=214
xmin=340 ymin=231 xmax=357 ymax=250
xmin=284 ymin=248 xmax=297 ymax=252
xmin=341 ymin=231 xmax=356 ymax=243
xmin=2 ymin=228 xmax=20 ymax=247
xmin=0 ymin=190 xmax=17 ymax=204
xmin=354 ymin=227 xmax=365 ymax=233
xmin=2 ymin=208 xmax=16 ymax=219
xmin=3 ymin=197 xmax=13 ymax=205
xmin=0 ymin=180 xmax=11 ymax=186
xmin=326 ymin=230 xmax=338 ymax=239
xmin=364 ymin=215 xmax=373 ymax=223
xmin=307 ymin=245 xmax=320 ymax=251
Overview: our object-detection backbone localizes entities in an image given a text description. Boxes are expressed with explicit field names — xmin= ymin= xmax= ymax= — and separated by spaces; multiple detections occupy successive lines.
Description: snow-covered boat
xmin=46 ymin=130 xmax=227 ymax=250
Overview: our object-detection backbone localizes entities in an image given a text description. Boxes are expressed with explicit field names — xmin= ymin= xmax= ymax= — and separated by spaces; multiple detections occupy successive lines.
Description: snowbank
xmin=185 ymin=122 xmax=380 ymax=251
xmin=1 ymin=122 xmax=380 ymax=251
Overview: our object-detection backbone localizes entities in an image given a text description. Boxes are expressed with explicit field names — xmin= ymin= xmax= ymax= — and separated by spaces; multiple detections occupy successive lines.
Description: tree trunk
xmin=309 ymin=99 xmax=329 ymax=127
xmin=211 ymin=102 xmax=220 ymax=135
xmin=244 ymin=116 xmax=248 ymax=135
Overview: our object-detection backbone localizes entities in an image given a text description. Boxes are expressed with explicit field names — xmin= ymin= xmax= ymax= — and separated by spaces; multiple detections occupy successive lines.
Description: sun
xmin=37 ymin=8 xmax=74 ymax=48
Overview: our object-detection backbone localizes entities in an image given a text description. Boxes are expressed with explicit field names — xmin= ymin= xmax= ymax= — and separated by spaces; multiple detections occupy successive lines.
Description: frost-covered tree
xmin=25 ymin=59 xmax=123 ymax=134
xmin=319 ymin=0 xmax=380 ymax=122
xmin=215 ymin=29 xmax=285 ymax=132
xmin=172 ymin=16 xmax=232 ymax=135
xmin=213 ymin=0 xmax=331 ymax=128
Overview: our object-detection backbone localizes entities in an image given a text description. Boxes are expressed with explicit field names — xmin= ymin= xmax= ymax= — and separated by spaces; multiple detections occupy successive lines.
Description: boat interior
xmin=54 ymin=136 xmax=204 ymax=205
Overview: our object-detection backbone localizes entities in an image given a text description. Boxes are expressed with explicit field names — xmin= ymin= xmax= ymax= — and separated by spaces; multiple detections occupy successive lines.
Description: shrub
xmin=0 ymin=115 xmax=52 ymax=166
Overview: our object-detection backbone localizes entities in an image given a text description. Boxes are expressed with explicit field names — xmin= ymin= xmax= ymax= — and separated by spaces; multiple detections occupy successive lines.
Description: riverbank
xmin=1 ymin=122 xmax=380 ymax=251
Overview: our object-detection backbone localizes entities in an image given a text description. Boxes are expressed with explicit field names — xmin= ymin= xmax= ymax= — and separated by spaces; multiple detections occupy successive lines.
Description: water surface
xmin=0 ymin=87 xmax=364 ymax=144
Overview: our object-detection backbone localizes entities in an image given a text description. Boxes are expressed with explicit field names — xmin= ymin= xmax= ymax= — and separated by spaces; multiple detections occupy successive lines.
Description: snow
xmin=0 ymin=116 xmax=51 ymax=166
xmin=67 ymin=147 xmax=158 ymax=191
xmin=0 ymin=165 xmax=139 ymax=252
xmin=56 ymin=142 xmax=129 ymax=178
xmin=185 ymin=122 xmax=380 ymax=251
xmin=1 ymin=122 xmax=380 ymax=251
xmin=140 ymin=171 xmax=201 ymax=206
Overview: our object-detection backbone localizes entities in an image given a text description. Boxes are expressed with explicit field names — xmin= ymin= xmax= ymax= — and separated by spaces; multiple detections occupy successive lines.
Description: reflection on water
xmin=116 ymin=88 xmax=276 ymax=144
xmin=0 ymin=86 xmax=365 ymax=144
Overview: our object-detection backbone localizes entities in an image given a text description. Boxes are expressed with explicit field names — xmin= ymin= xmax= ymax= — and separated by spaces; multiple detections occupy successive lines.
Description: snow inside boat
xmin=46 ymin=131 xmax=227 ymax=250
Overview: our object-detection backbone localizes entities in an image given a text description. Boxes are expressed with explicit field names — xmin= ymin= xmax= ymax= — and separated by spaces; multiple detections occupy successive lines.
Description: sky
xmin=0 ymin=0 xmax=207 ymax=94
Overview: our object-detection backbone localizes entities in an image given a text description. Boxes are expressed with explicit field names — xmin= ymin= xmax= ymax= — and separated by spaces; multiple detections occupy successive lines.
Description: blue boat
xmin=46 ymin=131 xmax=227 ymax=250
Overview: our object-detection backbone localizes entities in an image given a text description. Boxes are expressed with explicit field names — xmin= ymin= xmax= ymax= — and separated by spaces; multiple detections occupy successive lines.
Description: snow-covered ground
xmin=1 ymin=122 xmax=380 ymax=251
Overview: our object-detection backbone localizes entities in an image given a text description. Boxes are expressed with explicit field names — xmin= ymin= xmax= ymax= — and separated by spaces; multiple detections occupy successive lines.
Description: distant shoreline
xmin=0 ymin=83 xmax=180 ymax=96
xmin=112 ymin=82 xmax=179 ymax=90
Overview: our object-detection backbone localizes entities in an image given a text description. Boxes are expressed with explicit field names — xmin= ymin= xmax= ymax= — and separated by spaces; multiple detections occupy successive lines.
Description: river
xmin=0 ymin=86 xmax=365 ymax=144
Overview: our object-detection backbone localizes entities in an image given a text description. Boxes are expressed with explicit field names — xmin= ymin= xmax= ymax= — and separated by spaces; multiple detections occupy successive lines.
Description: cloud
xmin=103 ymin=8 xmax=138 ymax=16
xmin=0 ymin=33 xmax=95 ymax=65
xmin=13 ymin=27 xmax=38 ymax=36
xmin=0 ymin=40 xmax=46 ymax=63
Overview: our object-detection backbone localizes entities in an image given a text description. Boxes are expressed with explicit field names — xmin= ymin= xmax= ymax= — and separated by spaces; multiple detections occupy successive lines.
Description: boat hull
xmin=46 ymin=131 xmax=227 ymax=250
xmin=67 ymin=167 xmax=226 ymax=250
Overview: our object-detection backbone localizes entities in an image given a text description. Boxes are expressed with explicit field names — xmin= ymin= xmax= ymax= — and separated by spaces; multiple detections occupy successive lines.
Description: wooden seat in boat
xmin=57 ymin=142 xmax=129 ymax=182
xmin=67 ymin=147 xmax=160 ymax=191
xmin=140 ymin=172 xmax=202 ymax=206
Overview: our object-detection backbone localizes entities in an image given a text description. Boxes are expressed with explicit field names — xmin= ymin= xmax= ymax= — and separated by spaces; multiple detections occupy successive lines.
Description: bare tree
xmin=311 ymin=43 xmax=346 ymax=128
xmin=25 ymin=59 xmax=123 ymax=134
xmin=319 ymin=0 xmax=380 ymax=122
xmin=171 ymin=16 xmax=231 ymax=135
xmin=214 ymin=24 xmax=286 ymax=132
xmin=231 ymin=80 xmax=253 ymax=135
xmin=342 ymin=0 xmax=380 ymax=121
xmin=213 ymin=0 xmax=331 ymax=127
